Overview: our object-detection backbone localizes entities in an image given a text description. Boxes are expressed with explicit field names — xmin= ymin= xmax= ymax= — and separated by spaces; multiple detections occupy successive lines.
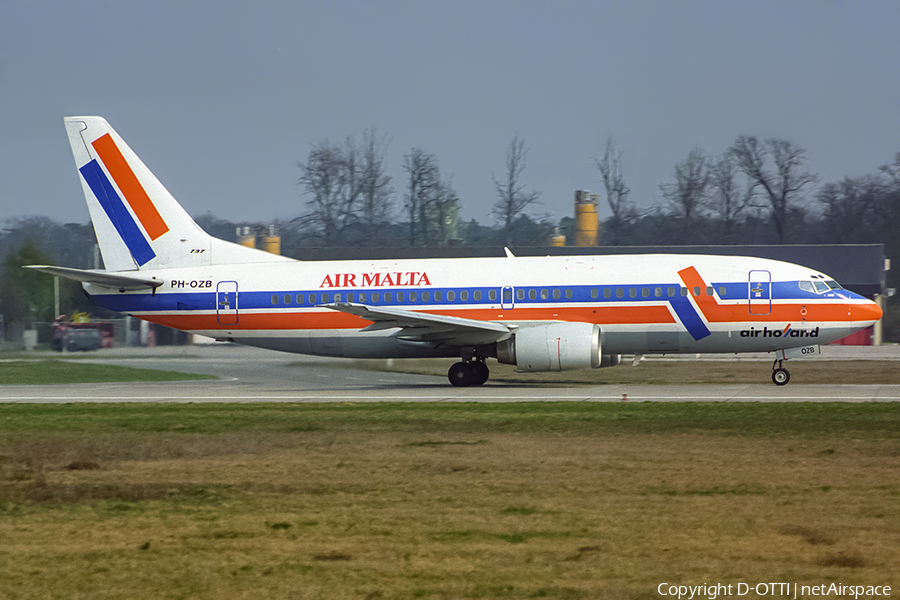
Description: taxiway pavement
xmin=1 ymin=344 xmax=898 ymax=403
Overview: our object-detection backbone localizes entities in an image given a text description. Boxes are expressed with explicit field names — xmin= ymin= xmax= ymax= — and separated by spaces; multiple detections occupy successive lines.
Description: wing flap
xmin=322 ymin=302 xmax=512 ymax=347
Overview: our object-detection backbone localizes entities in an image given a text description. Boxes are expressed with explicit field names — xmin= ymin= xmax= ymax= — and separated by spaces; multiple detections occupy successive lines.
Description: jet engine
xmin=495 ymin=322 xmax=619 ymax=372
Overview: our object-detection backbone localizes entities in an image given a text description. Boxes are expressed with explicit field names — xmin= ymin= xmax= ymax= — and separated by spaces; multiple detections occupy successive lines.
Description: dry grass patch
xmin=0 ymin=403 xmax=898 ymax=599
xmin=1 ymin=432 xmax=898 ymax=597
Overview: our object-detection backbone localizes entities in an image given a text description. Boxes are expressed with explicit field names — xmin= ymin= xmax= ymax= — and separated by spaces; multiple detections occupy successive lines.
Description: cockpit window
xmin=801 ymin=278 xmax=844 ymax=294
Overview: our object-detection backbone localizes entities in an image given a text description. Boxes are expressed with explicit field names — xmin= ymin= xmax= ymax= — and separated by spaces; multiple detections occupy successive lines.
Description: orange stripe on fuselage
xmin=677 ymin=266 xmax=860 ymax=323
xmin=138 ymin=305 xmax=676 ymax=331
xmin=92 ymin=134 xmax=169 ymax=240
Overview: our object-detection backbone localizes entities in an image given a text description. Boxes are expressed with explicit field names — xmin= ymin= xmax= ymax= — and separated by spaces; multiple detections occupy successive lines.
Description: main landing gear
xmin=448 ymin=358 xmax=490 ymax=387
xmin=772 ymin=358 xmax=791 ymax=386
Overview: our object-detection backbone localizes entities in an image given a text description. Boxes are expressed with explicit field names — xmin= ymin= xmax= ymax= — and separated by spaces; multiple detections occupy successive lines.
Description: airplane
xmin=26 ymin=116 xmax=883 ymax=387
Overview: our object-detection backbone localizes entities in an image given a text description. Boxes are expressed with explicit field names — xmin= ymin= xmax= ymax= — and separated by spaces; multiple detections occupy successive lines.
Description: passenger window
xmin=517 ymin=289 xmax=525 ymax=300
xmin=422 ymin=291 xmax=429 ymax=302
xmin=461 ymin=290 xmax=469 ymax=301
xmin=448 ymin=290 xmax=455 ymax=301
xmin=334 ymin=293 xmax=341 ymax=302
xmin=667 ymin=287 xmax=676 ymax=297
xmin=383 ymin=292 xmax=391 ymax=302
xmin=591 ymin=289 xmax=598 ymax=299
xmin=359 ymin=292 xmax=367 ymax=302
xmin=529 ymin=289 xmax=537 ymax=300
xmin=706 ymin=286 xmax=713 ymax=296
xmin=629 ymin=288 xmax=637 ymax=298
xmin=604 ymin=288 xmax=611 ymax=299
xmin=489 ymin=289 xmax=497 ymax=301
xmin=347 ymin=293 xmax=354 ymax=302
xmin=397 ymin=292 xmax=404 ymax=302
xmin=693 ymin=286 xmax=701 ymax=297
xmin=271 ymin=295 xmax=279 ymax=305
xmin=680 ymin=287 xmax=688 ymax=297
xmin=641 ymin=288 xmax=649 ymax=298
xmin=541 ymin=289 xmax=549 ymax=300
xmin=719 ymin=286 xmax=726 ymax=297
xmin=284 ymin=294 xmax=291 ymax=304
xmin=308 ymin=293 xmax=317 ymax=304
xmin=565 ymin=289 xmax=572 ymax=299
xmin=553 ymin=289 xmax=561 ymax=300
xmin=322 ymin=293 xmax=330 ymax=303
xmin=474 ymin=290 xmax=482 ymax=301
xmin=654 ymin=287 xmax=662 ymax=298
xmin=409 ymin=291 xmax=417 ymax=302
xmin=616 ymin=288 xmax=624 ymax=298
xmin=371 ymin=292 xmax=379 ymax=303
xmin=435 ymin=291 xmax=442 ymax=301
xmin=296 ymin=294 xmax=303 ymax=304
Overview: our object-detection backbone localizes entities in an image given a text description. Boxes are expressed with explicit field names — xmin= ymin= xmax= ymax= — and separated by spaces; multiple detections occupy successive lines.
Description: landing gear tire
xmin=772 ymin=368 xmax=790 ymax=386
xmin=471 ymin=362 xmax=489 ymax=386
xmin=448 ymin=361 xmax=490 ymax=387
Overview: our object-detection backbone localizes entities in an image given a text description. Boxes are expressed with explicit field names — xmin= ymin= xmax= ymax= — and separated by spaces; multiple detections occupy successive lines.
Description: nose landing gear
xmin=448 ymin=359 xmax=490 ymax=387
xmin=772 ymin=359 xmax=791 ymax=386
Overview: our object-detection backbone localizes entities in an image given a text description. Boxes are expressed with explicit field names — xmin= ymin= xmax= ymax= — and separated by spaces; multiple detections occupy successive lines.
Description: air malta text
xmin=740 ymin=325 xmax=819 ymax=338
xmin=320 ymin=272 xmax=432 ymax=288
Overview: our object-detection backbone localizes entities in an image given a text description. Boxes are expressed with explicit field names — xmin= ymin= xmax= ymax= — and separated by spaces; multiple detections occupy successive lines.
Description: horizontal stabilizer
xmin=23 ymin=265 xmax=164 ymax=291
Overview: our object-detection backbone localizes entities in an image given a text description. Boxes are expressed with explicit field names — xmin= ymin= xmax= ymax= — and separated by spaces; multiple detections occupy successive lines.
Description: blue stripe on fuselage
xmin=667 ymin=294 xmax=711 ymax=340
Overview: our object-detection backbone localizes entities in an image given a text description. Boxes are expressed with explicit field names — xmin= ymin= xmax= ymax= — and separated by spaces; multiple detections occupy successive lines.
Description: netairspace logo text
xmin=658 ymin=582 xmax=892 ymax=599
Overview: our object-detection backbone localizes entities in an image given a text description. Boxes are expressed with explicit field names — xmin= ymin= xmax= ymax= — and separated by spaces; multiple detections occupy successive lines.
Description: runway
xmin=2 ymin=344 xmax=899 ymax=403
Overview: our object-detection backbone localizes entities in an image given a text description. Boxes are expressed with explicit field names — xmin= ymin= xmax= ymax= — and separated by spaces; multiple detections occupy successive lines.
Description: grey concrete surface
xmin=1 ymin=343 xmax=898 ymax=403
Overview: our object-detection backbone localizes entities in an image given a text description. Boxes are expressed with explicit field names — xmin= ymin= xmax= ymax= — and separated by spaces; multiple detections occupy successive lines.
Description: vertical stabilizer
xmin=64 ymin=116 xmax=290 ymax=271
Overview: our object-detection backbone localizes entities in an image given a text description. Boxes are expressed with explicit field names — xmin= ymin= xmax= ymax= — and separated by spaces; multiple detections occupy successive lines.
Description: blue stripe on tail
xmin=80 ymin=160 xmax=156 ymax=266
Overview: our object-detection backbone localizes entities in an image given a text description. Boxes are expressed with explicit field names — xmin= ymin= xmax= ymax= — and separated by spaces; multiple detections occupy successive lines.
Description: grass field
xmin=0 ymin=360 xmax=215 ymax=385
xmin=1 ymin=402 xmax=898 ymax=599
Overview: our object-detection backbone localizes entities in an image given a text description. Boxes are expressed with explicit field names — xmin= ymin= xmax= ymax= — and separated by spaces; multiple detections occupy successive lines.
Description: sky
xmin=2 ymin=0 xmax=899 ymax=231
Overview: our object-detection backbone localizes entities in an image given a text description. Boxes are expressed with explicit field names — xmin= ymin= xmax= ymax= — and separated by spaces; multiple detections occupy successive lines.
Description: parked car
xmin=62 ymin=329 xmax=103 ymax=352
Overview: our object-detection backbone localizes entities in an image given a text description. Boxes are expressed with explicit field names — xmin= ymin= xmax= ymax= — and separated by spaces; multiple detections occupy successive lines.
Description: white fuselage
xmin=84 ymin=253 xmax=881 ymax=360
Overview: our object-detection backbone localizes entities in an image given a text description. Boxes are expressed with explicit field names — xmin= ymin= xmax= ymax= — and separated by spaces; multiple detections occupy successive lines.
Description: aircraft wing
xmin=322 ymin=302 xmax=513 ymax=347
xmin=23 ymin=265 xmax=164 ymax=291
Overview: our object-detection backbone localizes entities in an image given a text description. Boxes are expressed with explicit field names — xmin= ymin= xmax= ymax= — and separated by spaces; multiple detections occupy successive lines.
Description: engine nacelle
xmin=496 ymin=322 xmax=607 ymax=372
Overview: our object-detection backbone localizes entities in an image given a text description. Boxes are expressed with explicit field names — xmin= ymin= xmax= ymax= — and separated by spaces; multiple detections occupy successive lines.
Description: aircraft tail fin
xmin=64 ymin=116 xmax=291 ymax=271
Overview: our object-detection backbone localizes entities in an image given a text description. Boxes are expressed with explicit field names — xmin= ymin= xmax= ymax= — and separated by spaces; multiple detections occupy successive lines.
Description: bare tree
xmin=296 ymin=139 xmax=352 ymax=244
xmin=729 ymin=136 xmax=817 ymax=243
xmin=595 ymin=136 xmax=634 ymax=245
xmin=659 ymin=146 xmax=710 ymax=221
xmin=297 ymin=131 xmax=394 ymax=245
xmin=816 ymin=176 xmax=882 ymax=243
xmin=492 ymin=133 xmax=541 ymax=246
xmin=402 ymin=148 xmax=439 ymax=246
xmin=707 ymin=152 xmax=755 ymax=242
xmin=430 ymin=175 xmax=460 ymax=247
xmin=358 ymin=128 xmax=395 ymax=244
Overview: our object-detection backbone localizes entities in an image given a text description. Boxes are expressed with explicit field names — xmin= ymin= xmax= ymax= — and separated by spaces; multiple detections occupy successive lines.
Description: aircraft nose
xmin=854 ymin=299 xmax=883 ymax=323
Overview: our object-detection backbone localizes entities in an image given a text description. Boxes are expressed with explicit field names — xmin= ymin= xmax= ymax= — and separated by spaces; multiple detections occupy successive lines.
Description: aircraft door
xmin=217 ymin=281 xmax=238 ymax=324
xmin=501 ymin=286 xmax=514 ymax=310
xmin=748 ymin=270 xmax=771 ymax=315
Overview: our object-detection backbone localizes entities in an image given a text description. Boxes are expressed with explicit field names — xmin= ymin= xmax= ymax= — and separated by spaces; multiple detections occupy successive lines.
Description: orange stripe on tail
xmin=92 ymin=134 xmax=169 ymax=240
